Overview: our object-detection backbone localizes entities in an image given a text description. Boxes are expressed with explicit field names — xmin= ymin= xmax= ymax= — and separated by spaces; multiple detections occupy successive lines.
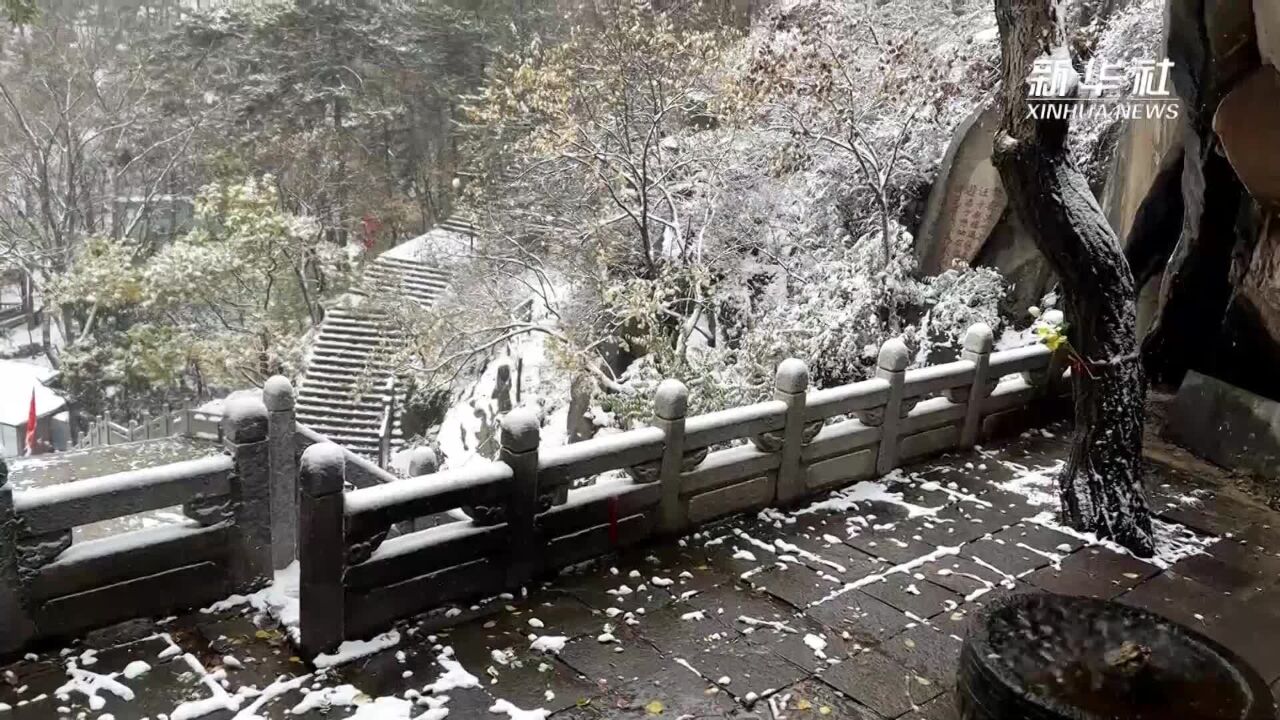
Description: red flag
xmin=24 ymin=389 xmax=37 ymax=455
xmin=361 ymin=213 xmax=382 ymax=250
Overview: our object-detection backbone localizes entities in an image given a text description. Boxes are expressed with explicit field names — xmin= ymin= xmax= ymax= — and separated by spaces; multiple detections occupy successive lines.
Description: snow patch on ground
xmin=984 ymin=447 xmax=1218 ymax=568
xmin=1026 ymin=510 xmax=1215 ymax=569
xmin=489 ymin=698 xmax=550 ymax=719
xmin=201 ymin=562 xmax=301 ymax=641
xmin=992 ymin=459 xmax=1063 ymax=506
xmin=423 ymin=647 xmax=481 ymax=694
xmin=793 ymin=471 xmax=943 ymax=518
xmin=170 ymin=653 xmax=240 ymax=720
xmin=54 ymin=663 xmax=135 ymax=710
xmin=314 ymin=630 xmax=402 ymax=669
xmin=528 ymin=636 xmax=568 ymax=654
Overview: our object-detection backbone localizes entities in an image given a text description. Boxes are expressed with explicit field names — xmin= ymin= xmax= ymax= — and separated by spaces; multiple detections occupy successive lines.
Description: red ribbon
xmin=607 ymin=496 xmax=620 ymax=547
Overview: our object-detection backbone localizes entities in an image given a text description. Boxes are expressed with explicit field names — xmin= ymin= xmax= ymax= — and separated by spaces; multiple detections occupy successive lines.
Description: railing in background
xmin=74 ymin=406 xmax=225 ymax=450
xmin=0 ymin=302 xmax=30 ymax=332
xmin=296 ymin=323 xmax=1068 ymax=658
xmin=0 ymin=375 xmax=411 ymax=657
xmin=0 ymin=398 xmax=283 ymax=655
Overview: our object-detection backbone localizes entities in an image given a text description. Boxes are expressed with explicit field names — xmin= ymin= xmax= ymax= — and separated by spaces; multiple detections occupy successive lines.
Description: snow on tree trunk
xmin=992 ymin=0 xmax=1154 ymax=556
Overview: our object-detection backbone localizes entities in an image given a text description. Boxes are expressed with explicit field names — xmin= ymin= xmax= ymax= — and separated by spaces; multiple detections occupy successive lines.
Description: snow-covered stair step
xmin=295 ymin=221 xmax=458 ymax=461
xmin=297 ymin=374 xmax=388 ymax=391
xmin=321 ymin=311 xmax=396 ymax=327
xmin=305 ymin=371 xmax=380 ymax=387
xmin=297 ymin=376 xmax=390 ymax=393
xmin=320 ymin=314 xmax=396 ymax=329
xmin=308 ymin=347 xmax=395 ymax=364
xmin=438 ymin=216 xmax=476 ymax=234
xmin=295 ymin=405 xmax=386 ymax=422
xmin=308 ymin=343 xmax=384 ymax=361
xmin=307 ymin=355 xmax=382 ymax=371
xmin=313 ymin=336 xmax=394 ymax=351
xmin=317 ymin=321 xmax=395 ymax=337
xmin=298 ymin=423 xmax=384 ymax=440
xmin=296 ymin=418 xmax=386 ymax=436
xmin=370 ymin=261 xmax=452 ymax=285
xmin=295 ymin=394 xmax=387 ymax=411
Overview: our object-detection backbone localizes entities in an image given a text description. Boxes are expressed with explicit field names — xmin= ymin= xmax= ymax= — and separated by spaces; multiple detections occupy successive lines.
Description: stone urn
xmin=958 ymin=593 xmax=1276 ymax=720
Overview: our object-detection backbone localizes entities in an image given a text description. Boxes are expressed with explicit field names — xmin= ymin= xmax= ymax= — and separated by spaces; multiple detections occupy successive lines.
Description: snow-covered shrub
xmin=601 ymin=225 xmax=1006 ymax=428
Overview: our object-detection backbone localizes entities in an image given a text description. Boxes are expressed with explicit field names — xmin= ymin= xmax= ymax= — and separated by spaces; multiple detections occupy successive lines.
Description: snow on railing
xmin=294 ymin=323 xmax=1068 ymax=658
xmin=0 ymin=397 xmax=284 ymax=655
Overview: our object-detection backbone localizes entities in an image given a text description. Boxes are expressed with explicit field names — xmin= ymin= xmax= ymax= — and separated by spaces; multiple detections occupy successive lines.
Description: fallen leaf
xmin=795 ymin=697 xmax=813 ymax=710
xmin=819 ymin=706 xmax=833 ymax=715
xmin=645 ymin=699 xmax=665 ymax=714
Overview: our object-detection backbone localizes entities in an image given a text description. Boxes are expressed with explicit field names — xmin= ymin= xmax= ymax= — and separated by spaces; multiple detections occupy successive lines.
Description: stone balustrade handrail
xmin=294 ymin=323 xmax=1069 ymax=658
xmin=0 ymin=397 xmax=276 ymax=654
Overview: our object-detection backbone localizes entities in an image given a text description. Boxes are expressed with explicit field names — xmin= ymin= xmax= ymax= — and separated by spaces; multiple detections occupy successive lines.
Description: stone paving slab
xmin=5 ymin=424 xmax=1280 ymax=719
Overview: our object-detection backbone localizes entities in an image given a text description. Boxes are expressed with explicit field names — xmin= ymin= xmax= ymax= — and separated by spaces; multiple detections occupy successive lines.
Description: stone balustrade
xmin=295 ymin=323 xmax=1069 ymax=658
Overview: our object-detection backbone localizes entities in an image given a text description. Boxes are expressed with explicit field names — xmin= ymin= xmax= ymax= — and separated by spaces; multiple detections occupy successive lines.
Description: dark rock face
xmin=1168 ymin=0 xmax=1258 ymax=133
xmin=975 ymin=207 xmax=1054 ymax=317
xmin=1214 ymin=67 xmax=1280 ymax=205
xmin=1139 ymin=0 xmax=1280 ymax=395
xmin=1215 ymin=216 xmax=1280 ymax=402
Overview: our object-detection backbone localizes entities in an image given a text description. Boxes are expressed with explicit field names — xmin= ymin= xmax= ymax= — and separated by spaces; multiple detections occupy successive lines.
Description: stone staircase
xmin=294 ymin=221 xmax=471 ymax=460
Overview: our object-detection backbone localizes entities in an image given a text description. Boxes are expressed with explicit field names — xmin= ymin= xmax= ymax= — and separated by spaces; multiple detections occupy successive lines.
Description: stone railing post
xmin=499 ymin=408 xmax=541 ymax=586
xmin=404 ymin=447 xmax=439 ymax=533
xmin=653 ymin=379 xmax=689 ymax=534
xmin=495 ymin=363 xmax=513 ymax=413
xmin=298 ymin=442 xmax=347 ymax=660
xmin=874 ymin=338 xmax=909 ymax=475
xmin=264 ymin=376 xmax=298 ymax=571
xmin=773 ymin=358 xmax=810 ymax=505
xmin=959 ymin=323 xmax=994 ymax=447
xmin=223 ymin=397 xmax=273 ymax=589
xmin=0 ymin=457 xmax=36 ymax=654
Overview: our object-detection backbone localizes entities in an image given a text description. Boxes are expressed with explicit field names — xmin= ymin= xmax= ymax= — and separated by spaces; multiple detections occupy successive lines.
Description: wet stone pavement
xmin=3 ymin=425 xmax=1280 ymax=719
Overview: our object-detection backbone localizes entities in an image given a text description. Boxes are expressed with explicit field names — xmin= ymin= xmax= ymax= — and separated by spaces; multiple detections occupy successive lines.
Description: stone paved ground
xmin=3 ymin=424 xmax=1279 ymax=720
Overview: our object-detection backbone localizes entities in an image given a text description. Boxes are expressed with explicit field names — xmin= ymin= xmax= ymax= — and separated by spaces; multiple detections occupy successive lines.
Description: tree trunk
xmin=992 ymin=0 xmax=1154 ymax=555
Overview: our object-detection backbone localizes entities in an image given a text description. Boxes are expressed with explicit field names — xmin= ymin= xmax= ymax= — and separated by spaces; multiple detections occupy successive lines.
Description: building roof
xmin=0 ymin=359 xmax=66 ymax=426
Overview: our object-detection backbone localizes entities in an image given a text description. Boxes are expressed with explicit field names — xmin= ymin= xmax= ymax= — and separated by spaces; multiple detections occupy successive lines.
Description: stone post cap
xmin=405 ymin=446 xmax=440 ymax=477
xmin=500 ymin=407 xmax=542 ymax=453
xmin=654 ymin=379 xmax=689 ymax=420
xmin=223 ymin=396 xmax=270 ymax=444
xmin=300 ymin=442 xmax=346 ymax=495
xmin=963 ymin=323 xmax=995 ymax=354
xmin=775 ymin=358 xmax=809 ymax=394
xmin=263 ymin=375 xmax=295 ymax=411
xmin=877 ymin=337 xmax=910 ymax=373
